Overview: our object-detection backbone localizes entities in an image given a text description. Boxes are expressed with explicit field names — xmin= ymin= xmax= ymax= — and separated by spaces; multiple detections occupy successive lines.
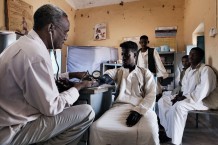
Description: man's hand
xmin=171 ymin=95 xmax=186 ymax=105
xmin=126 ymin=111 xmax=142 ymax=127
xmin=56 ymin=78 xmax=72 ymax=93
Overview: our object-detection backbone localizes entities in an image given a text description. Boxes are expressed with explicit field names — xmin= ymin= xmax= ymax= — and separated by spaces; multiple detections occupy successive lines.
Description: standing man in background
xmin=136 ymin=35 xmax=168 ymax=95
xmin=0 ymin=4 xmax=95 ymax=145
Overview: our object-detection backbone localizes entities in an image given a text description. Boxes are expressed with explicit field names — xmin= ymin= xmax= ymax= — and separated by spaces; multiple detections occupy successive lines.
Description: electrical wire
xmin=80 ymin=70 xmax=89 ymax=82
xmin=50 ymin=32 xmax=59 ymax=80
xmin=54 ymin=51 xmax=60 ymax=80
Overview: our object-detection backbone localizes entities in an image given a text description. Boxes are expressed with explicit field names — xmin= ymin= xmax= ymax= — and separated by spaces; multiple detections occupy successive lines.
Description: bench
xmin=188 ymin=109 xmax=218 ymax=128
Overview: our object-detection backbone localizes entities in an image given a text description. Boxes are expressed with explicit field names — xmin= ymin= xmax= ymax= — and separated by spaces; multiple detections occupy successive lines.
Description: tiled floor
xmin=161 ymin=113 xmax=218 ymax=145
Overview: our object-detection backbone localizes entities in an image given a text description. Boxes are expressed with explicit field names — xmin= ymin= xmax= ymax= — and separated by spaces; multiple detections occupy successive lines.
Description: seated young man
xmin=169 ymin=55 xmax=190 ymax=96
xmin=179 ymin=55 xmax=191 ymax=85
xmin=158 ymin=47 xmax=217 ymax=145
xmin=89 ymin=41 xmax=160 ymax=145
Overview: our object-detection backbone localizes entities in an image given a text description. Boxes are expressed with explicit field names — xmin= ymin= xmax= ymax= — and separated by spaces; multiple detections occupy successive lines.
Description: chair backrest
xmin=202 ymin=65 xmax=218 ymax=109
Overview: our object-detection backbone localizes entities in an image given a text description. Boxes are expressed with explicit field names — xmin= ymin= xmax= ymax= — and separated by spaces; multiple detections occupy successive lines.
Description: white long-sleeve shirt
xmin=0 ymin=30 xmax=79 ymax=144
xmin=105 ymin=66 xmax=156 ymax=115
xmin=181 ymin=63 xmax=216 ymax=103
xmin=137 ymin=48 xmax=168 ymax=79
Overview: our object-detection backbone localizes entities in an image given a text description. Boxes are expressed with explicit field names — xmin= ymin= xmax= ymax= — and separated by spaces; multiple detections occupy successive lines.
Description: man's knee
xmin=64 ymin=104 xmax=95 ymax=121
xmin=157 ymin=96 xmax=167 ymax=109
xmin=80 ymin=104 xmax=94 ymax=112
xmin=174 ymin=101 xmax=187 ymax=114
xmin=78 ymin=104 xmax=95 ymax=119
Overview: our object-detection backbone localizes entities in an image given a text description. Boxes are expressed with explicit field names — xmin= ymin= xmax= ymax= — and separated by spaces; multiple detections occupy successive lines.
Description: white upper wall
xmin=65 ymin=0 xmax=140 ymax=9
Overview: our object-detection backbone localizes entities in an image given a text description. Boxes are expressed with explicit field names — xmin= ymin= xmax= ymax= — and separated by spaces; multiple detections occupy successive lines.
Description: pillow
xmin=203 ymin=86 xmax=218 ymax=109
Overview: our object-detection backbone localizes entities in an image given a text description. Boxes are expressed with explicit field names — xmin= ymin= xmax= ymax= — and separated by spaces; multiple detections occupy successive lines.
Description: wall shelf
xmin=159 ymin=51 xmax=175 ymax=90
xmin=101 ymin=63 xmax=122 ymax=74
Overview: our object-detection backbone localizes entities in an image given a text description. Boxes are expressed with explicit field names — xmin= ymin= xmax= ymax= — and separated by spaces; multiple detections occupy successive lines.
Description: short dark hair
xmin=140 ymin=35 xmax=149 ymax=40
xmin=120 ymin=41 xmax=138 ymax=53
xmin=191 ymin=47 xmax=205 ymax=59
xmin=182 ymin=55 xmax=189 ymax=59
xmin=33 ymin=4 xmax=68 ymax=30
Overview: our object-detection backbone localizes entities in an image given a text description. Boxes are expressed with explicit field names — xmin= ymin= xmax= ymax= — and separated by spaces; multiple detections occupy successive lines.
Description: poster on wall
xmin=94 ymin=23 xmax=106 ymax=40
xmin=5 ymin=0 xmax=33 ymax=35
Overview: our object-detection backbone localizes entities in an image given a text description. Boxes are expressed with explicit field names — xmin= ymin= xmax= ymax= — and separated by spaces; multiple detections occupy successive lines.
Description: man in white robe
xmin=169 ymin=55 xmax=190 ymax=96
xmin=90 ymin=41 xmax=160 ymax=145
xmin=136 ymin=35 xmax=168 ymax=95
xmin=158 ymin=47 xmax=216 ymax=145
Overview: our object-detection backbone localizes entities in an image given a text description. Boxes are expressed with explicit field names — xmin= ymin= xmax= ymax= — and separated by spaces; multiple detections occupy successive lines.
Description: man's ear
xmin=48 ymin=23 xmax=54 ymax=33
xmin=147 ymin=40 xmax=150 ymax=44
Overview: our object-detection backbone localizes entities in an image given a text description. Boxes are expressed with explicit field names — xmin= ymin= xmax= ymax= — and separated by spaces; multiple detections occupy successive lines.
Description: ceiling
xmin=65 ymin=0 xmax=140 ymax=10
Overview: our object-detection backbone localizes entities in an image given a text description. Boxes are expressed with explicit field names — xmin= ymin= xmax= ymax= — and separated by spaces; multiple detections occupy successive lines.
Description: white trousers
xmin=158 ymin=95 xmax=208 ymax=145
xmin=89 ymin=104 xmax=160 ymax=145
xmin=10 ymin=104 xmax=95 ymax=145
